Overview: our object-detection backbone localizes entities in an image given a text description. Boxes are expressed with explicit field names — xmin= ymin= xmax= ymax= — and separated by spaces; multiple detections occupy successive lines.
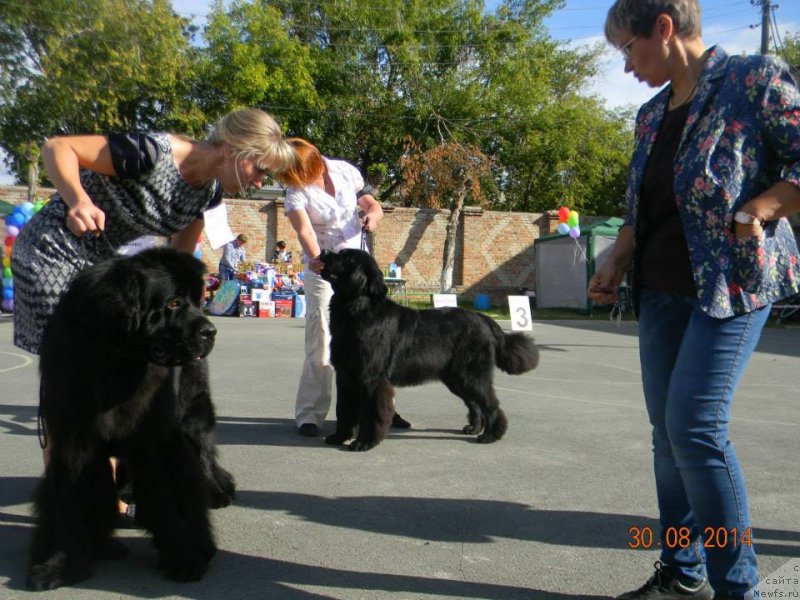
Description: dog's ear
xmin=364 ymin=256 xmax=388 ymax=299
xmin=76 ymin=263 xmax=144 ymax=334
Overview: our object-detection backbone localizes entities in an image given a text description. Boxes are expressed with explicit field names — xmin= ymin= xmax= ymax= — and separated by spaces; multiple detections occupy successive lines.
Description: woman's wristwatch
xmin=734 ymin=211 xmax=764 ymax=227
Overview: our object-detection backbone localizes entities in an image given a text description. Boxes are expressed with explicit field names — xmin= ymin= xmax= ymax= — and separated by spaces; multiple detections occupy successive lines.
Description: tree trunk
xmin=27 ymin=162 xmax=39 ymax=203
xmin=440 ymin=183 xmax=468 ymax=293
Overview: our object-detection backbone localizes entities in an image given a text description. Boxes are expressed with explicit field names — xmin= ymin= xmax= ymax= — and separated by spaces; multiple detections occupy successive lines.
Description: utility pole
xmin=759 ymin=0 xmax=771 ymax=55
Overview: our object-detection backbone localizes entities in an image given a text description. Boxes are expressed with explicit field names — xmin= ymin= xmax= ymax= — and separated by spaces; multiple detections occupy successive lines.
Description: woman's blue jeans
xmin=638 ymin=289 xmax=770 ymax=595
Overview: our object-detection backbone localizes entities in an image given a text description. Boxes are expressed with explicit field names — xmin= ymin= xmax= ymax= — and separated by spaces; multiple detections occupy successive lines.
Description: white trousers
xmin=294 ymin=270 xmax=334 ymax=427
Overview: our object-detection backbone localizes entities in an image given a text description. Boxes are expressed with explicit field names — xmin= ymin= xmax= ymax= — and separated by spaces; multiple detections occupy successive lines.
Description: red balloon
xmin=557 ymin=206 xmax=570 ymax=222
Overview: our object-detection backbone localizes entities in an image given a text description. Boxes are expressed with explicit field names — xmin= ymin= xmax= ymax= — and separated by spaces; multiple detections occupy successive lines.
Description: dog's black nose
xmin=199 ymin=322 xmax=217 ymax=340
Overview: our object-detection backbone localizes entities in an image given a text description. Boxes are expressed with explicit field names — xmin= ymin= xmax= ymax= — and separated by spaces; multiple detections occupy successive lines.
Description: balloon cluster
xmin=3 ymin=200 xmax=46 ymax=312
xmin=556 ymin=206 xmax=580 ymax=239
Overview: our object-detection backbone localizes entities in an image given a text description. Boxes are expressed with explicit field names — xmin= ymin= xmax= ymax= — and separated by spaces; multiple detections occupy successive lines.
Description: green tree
xmin=398 ymin=137 xmax=494 ymax=291
xmin=198 ymin=0 xmax=320 ymax=131
xmin=780 ymin=32 xmax=800 ymax=72
xmin=0 ymin=0 xmax=202 ymax=181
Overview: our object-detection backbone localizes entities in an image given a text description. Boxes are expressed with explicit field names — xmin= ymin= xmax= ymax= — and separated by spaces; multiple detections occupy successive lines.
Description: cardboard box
xmin=274 ymin=298 xmax=293 ymax=318
xmin=238 ymin=300 xmax=257 ymax=317
xmin=252 ymin=288 xmax=271 ymax=304
xmin=258 ymin=300 xmax=275 ymax=318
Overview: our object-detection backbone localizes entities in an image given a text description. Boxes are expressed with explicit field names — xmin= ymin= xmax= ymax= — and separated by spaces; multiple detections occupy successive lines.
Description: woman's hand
xmin=309 ymin=255 xmax=324 ymax=274
xmin=358 ymin=194 xmax=383 ymax=232
xmin=733 ymin=221 xmax=764 ymax=240
xmin=66 ymin=196 xmax=106 ymax=237
xmin=588 ymin=262 xmax=625 ymax=305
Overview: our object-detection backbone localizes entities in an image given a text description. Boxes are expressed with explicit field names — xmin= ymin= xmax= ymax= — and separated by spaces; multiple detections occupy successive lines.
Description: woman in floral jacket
xmin=589 ymin=1 xmax=800 ymax=599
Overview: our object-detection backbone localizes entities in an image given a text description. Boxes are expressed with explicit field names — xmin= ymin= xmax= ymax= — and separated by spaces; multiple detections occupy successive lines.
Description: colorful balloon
xmin=569 ymin=227 xmax=581 ymax=239
xmin=567 ymin=210 xmax=580 ymax=228
xmin=557 ymin=206 xmax=570 ymax=222
xmin=556 ymin=222 xmax=570 ymax=235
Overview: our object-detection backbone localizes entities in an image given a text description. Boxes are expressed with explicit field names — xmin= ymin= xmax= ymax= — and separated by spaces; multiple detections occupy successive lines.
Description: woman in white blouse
xmin=276 ymin=138 xmax=409 ymax=437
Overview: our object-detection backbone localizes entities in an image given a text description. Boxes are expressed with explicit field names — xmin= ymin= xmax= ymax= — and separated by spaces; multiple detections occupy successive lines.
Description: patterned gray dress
xmin=11 ymin=132 xmax=221 ymax=354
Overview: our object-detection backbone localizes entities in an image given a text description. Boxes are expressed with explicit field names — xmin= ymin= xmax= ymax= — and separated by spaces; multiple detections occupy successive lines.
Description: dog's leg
xmin=178 ymin=361 xmax=236 ymax=508
xmin=27 ymin=452 xmax=119 ymax=591
xmin=443 ymin=374 xmax=507 ymax=443
xmin=132 ymin=438 xmax=216 ymax=583
xmin=325 ymin=374 xmax=359 ymax=446
xmin=349 ymin=380 xmax=394 ymax=451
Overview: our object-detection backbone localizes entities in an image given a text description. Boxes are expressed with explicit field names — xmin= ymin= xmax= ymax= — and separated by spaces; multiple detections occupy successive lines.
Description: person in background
xmin=12 ymin=107 xmax=294 ymax=355
xmin=219 ymin=233 xmax=249 ymax=281
xmin=276 ymin=138 xmax=410 ymax=437
xmin=272 ymin=240 xmax=291 ymax=263
xmin=590 ymin=2 xmax=800 ymax=599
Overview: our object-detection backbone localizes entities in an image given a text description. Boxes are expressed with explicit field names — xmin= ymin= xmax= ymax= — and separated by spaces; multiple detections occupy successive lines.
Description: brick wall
xmin=202 ymin=200 xmax=549 ymax=300
xmin=2 ymin=185 xmax=567 ymax=301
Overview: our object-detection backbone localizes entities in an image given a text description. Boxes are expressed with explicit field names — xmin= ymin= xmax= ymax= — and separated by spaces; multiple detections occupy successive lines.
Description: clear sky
xmin=2 ymin=0 xmax=799 ymax=184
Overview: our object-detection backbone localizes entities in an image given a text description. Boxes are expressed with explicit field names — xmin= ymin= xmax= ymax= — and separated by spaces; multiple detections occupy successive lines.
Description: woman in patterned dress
xmin=11 ymin=108 xmax=294 ymax=355
xmin=588 ymin=1 xmax=800 ymax=599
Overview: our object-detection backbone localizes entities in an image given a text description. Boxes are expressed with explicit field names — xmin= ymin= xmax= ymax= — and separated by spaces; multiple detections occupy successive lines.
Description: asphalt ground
xmin=0 ymin=313 xmax=797 ymax=599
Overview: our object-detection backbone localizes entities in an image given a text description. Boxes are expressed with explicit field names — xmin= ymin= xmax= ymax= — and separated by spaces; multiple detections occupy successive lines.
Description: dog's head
xmin=319 ymin=249 xmax=388 ymax=301
xmin=54 ymin=247 xmax=217 ymax=366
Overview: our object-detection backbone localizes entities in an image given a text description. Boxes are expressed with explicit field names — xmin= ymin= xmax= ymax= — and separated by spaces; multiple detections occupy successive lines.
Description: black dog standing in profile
xmin=27 ymin=248 xmax=234 ymax=590
xmin=320 ymin=249 xmax=540 ymax=452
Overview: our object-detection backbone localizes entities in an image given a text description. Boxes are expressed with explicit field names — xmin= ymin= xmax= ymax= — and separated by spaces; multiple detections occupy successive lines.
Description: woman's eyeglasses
xmin=620 ymin=35 xmax=638 ymax=60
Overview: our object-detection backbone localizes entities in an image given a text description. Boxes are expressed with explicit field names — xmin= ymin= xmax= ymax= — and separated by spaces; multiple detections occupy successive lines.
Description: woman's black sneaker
xmin=616 ymin=561 xmax=713 ymax=599
xmin=298 ymin=423 xmax=320 ymax=437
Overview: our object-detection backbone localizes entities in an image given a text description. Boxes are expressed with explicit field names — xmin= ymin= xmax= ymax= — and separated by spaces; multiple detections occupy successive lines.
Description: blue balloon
xmin=556 ymin=222 xmax=570 ymax=235
xmin=21 ymin=202 xmax=35 ymax=216
xmin=2 ymin=288 xmax=12 ymax=300
xmin=2 ymin=278 xmax=12 ymax=290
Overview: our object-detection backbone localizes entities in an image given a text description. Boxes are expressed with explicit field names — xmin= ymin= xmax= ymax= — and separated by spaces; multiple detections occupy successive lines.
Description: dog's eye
xmin=166 ymin=298 xmax=183 ymax=311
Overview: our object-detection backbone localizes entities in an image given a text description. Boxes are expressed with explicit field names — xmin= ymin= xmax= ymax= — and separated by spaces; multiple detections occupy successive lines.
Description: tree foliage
xmin=0 ymin=0 xmax=640 ymax=217
xmin=398 ymin=138 xmax=494 ymax=291
xmin=0 ymin=0 xmax=202 ymax=180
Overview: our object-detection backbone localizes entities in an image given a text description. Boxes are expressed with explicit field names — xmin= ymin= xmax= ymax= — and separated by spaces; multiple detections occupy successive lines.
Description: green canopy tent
xmin=0 ymin=199 xmax=16 ymax=217
xmin=533 ymin=217 xmax=625 ymax=313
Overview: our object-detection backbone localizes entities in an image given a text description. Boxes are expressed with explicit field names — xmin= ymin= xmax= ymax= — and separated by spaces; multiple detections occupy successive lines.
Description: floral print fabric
xmin=625 ymin=46 xmax=800 ymax=318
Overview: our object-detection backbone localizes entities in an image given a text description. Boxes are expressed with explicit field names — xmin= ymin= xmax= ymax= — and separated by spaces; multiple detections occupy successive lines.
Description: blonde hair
xmin=605 ymin=0 xmax=701 ymax=45
xmin=207 ymin=108 xmax=295 ymax=173
xmin=274 ymin=138 xmax=325 ymax=188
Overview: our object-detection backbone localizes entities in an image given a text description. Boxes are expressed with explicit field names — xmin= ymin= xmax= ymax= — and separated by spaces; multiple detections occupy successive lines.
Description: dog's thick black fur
xmin=320 ymin=249 xmax=540 ymax=451
xmin=27 ymin=247 xmax=235 ymax=590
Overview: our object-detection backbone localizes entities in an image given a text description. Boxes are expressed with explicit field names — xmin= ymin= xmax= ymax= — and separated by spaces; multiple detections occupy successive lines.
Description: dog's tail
xmin=494 ymin=328 xmax=539 ymax=374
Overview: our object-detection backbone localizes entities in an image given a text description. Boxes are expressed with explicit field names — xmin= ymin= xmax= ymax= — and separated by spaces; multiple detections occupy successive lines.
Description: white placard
xmin=203 ymin=202 xmax=235 ymax=250
xmin=508 ymin=295 xmax=533 ymax=331
xmin=432 ymin=294 xmax=458 ymax=308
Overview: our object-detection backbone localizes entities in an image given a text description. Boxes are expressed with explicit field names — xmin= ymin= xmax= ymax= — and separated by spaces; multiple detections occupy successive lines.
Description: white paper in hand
xmin=203 ymin=202 xmax=235 ymax=250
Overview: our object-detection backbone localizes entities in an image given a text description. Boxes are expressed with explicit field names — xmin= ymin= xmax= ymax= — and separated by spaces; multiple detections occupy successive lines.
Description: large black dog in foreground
xmin=320 ymin=249 xmax=540 ymax=451
xmin=28 ymin=248 xmax=234 ymax=590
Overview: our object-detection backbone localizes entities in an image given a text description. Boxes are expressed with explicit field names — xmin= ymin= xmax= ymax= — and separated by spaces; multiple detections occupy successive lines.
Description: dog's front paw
xmin=348 ymin=439 xmax=377 ymax=452
xmin=325 ymin=432 xmax=350 ymax=446
xmin=158 ymin=548 xmax=211 ymax=582
xmin=209 ymin=467 xmax=236 ymax=509
xmin=462 ymin=424 xmax=481 ymax=435
xmin=476 ymin=433 xmax=498 ymax=444
xmin=27 ymin=551 xmax=91 ymax=591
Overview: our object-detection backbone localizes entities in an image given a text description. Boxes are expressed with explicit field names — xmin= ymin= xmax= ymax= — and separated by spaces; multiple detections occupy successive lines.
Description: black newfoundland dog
xmin=27 ymin=247 xmax=235 ymax=590
xmin=320 ymin=249 xmax=540 ymax=451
